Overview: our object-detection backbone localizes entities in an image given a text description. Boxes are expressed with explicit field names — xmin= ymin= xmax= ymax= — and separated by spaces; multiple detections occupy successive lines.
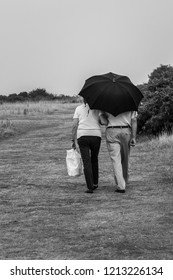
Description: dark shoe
xmin=115 ymin=189 xmax=125 ymax=193
xmin=85 ymin=189 xmax=93 ymax=193
xmin=93 ymin=184 xmax=98 ymax=190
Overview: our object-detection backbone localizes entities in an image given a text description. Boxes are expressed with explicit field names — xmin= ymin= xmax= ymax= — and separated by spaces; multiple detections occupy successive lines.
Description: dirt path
xmin=0 ymin=112 xmax=172 ymax=259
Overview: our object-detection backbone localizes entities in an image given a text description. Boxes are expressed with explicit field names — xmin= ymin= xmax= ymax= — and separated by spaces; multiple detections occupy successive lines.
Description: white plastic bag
xmin=66 ymin=149 xmax=82 ymax=177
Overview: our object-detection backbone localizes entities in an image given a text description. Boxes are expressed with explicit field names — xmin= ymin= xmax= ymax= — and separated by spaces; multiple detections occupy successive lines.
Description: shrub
xmin=0 ymin=119 xmax=16 ymax=138
xmin=138 ymin=65 xmax=173 ymax=135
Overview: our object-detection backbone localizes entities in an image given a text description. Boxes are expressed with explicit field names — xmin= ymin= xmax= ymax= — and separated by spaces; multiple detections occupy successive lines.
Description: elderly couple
xmin=71 ymin=98 xmax=137 ymax=194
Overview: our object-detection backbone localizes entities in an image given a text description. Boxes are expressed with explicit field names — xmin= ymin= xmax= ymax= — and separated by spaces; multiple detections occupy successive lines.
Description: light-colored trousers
xmin=105 ymin=127 xmax=131 ymax=190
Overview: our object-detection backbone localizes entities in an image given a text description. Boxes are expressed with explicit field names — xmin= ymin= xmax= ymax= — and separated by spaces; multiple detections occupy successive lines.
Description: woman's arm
xmin=71 ymin=118 xmax=79 ymax=149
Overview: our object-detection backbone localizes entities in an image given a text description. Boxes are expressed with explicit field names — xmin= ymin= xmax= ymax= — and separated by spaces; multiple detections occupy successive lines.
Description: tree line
xmin=0 ymin=89 xmax=81 ymax=103
xmin=0 ymin=64 xmax=172 ymax=136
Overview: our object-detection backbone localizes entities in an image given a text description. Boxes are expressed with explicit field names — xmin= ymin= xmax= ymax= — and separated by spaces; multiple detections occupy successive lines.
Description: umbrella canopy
xmin=79 ymin=72 xmax=143 ymax=116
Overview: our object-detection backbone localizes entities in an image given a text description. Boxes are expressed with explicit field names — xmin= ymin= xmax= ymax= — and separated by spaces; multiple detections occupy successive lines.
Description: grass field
xmin=0 ymin=101 xmax=172 ymax=260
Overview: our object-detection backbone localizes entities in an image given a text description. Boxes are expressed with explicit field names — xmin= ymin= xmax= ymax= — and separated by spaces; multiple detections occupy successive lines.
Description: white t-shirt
xmin=107 ymin=111 xmax=137 ymax=127
xmin=73 ymin=104 xmax=101 ymax=139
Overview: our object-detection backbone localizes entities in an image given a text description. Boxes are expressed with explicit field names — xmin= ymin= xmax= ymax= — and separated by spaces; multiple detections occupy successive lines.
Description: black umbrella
xmin=79 ymin=72 xmax=143 ymax=116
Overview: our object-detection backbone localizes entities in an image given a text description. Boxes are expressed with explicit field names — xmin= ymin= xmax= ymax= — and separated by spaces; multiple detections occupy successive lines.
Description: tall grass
xmin=0 ymin=101 xmax=80 ymax=117
xmin=147 ymin=133 xmax=173 ymax=149
xmin=0 ymin=101 xmax=80 ymax=139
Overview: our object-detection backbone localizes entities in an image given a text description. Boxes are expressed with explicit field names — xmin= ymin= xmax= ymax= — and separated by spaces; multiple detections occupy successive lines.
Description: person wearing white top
xmin=72 ymin=99 xmax=101 ymax=193
xmin=100 ymin=111 xmax=137 ymax=193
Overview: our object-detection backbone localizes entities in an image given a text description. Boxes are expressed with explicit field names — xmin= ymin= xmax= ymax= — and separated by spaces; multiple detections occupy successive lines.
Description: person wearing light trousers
xmin=72 ymin=99 xmax=101 ymax=193
xmin=100 ymin=111 xmax=137 ymax=193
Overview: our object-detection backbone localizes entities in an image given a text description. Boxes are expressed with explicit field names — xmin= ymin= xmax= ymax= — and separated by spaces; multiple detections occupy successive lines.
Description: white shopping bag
xmin=66 ymin=149 xmax=82 ymax=177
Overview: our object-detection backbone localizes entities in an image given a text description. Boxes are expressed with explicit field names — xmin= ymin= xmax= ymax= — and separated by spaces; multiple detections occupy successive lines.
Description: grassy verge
xmin=0 ymin=102 xmax=172 ymax=259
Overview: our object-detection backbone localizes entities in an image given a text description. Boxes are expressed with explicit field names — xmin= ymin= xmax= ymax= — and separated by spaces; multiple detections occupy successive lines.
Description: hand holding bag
xmin=66 ymin=148 xmax=82 ymax=177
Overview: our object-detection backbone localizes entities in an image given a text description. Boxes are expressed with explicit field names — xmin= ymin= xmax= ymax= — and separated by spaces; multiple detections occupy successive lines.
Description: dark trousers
xmin=77 ymin=136 xmax=101 ymax=190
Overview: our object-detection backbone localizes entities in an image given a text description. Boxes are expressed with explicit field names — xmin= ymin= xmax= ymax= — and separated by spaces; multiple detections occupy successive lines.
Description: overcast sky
xmin=0 ymin=0 xmax=173 ymax=96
